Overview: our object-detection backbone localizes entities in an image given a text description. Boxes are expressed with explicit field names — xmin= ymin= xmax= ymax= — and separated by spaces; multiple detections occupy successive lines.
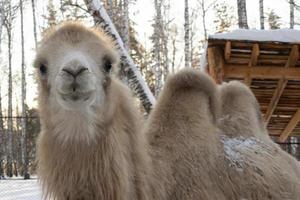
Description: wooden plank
xmin=245 ymin=44 xmax=260 ymax=86
xmin=224 ymin=41 xmax=231 ymax=62
xmin=215 ymin=47 xmax=225 ymax=83
xmin=207 ymin=47 xmax=217 ymax=82
xmin=224 ymin=65 xmax=300 ymax=80
xmin=279 ymin=109 xmax=300 ymax=142
xmin=285 ymin=45 xmax=299 ymax=68
xmin=264 ymin=79 xmax=288 ymax=124
xmin=264 ymin=45 xmax=299 ymax=125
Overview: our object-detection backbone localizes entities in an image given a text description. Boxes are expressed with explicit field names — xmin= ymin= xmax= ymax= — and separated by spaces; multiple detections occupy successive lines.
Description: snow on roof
xmin=209 ymin=29 xmax=300 ymax=44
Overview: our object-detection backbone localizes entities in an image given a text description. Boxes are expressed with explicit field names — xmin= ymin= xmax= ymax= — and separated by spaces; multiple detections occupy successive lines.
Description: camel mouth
xmin=60 ymin=91 xmax=93 ymax=102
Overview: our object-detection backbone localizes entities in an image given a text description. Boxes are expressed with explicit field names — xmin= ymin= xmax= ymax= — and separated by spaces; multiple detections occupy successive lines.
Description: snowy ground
xmin=0 ymin=177 xmax=42 ymax=200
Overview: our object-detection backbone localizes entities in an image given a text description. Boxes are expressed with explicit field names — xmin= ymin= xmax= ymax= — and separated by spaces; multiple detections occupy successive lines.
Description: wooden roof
xmin=206 ymin=37 xmax=300 ymax=142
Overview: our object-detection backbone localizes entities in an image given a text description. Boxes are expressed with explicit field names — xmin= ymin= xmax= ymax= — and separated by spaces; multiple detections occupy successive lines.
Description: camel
xmin=35 ymin=22 xmax=151 ymax=200
xmin=217 ymin=81 xmax=300 ymax=199
xmin=145 ymin=70 xmax=300 ymax=199
xmin=36 ymin=21 xmax=300 ymax=200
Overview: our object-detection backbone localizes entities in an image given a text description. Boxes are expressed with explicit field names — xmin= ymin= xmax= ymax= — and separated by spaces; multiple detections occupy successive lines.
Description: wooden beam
xmin=285 ymin=45 xmax=299 ymax=68
xmin=245 ymin=44 xmax=260 ymax=86
xmin=207 ymin=47 xmax=217 ymax=82
xmin=224 ymin=41 xmax=231 ymax=62
xmin=264 ymin=45 xmax=299 ymax=125
xmin=224 ymin=65 xmax=300 ymax=80
xmin=279 ymin=109 xmax=300 ymax=142
xmin=264 ymin=79 xmax=288 ymax=124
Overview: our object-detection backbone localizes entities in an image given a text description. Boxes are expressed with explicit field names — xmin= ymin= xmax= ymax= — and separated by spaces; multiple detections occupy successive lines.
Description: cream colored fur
xmin=218 ymin=81 xmax=300 ymax=199
xmin=36 ymin=22 xmax=151 ymax=200
xmin=145 ymin=69 xmax=300 ymax=199
xmin=36 ymin=21 xmax=300 ymax=200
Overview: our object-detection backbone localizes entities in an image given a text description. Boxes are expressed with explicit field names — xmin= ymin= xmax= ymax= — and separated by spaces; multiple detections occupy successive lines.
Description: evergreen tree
xmin=214 ymin=2 xmax=235 ymax=33
xmin=267 ymin=10 xmax=281 ymax=29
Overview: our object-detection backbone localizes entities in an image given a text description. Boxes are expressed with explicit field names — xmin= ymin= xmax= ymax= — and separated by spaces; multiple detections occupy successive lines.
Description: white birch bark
xmin=2 ymin=0 xmax=18 ymax=177
xmin=20 ymin=0 xmax=29 ymax=179
xmin=259 ymin=0 xmax=264 ymax=29
xmin=31 ymin=0 xmax=38 ymax=49
xmin=162 ymin=0 xmax=170 ymax=80
xmin=122 ymin=0 xmax=130 ymax=51
xmin=153 ymin=0 xmax=163 ymax=96
xmin=290 ymin=0 xmax=295 ymax=29
xmin=83 ymin=0 xmax=155 ymax=112
xmin=237 ymin=0 xmax=249 ymax=29
xmin=0 ymin=4 xmax=4 ymax=179
xmin=0 ymin=87 xmax=4 ymax=178
xmin=184 ymin=0 xmax=190 ymax=68
xmin=6 ymin=9 xmax=13 ymax=178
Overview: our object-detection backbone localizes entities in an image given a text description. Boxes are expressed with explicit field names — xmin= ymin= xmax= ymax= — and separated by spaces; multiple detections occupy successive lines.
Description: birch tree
xmin=0 ymin=3 xmax=4 ymax=179
xmin=162 ymin=0 xmax=170 ymax=80
xmin=170 ymin=24 xmax=177 ymax=74
xmin=31 ymin=0 xmax=38 ymax=49
xmin=152 ymin=0 xmax=163 ymax=96
xmin=237 ymin=0 xmax=248 ymax=29
xmin=197 ymin=0 xmax=218 ymax=40
xmin=259 ymin=0 xmax=264 ymax=29
xmin=184 ymin=0 xmax=190 ymax=68
xmin=2 ymin=0 xmax=18 ymax=177
xmin=290 ymin=0 xmax=295 ymax=29
xmin=83 ymin=0 xmax=155 ymax=112
xmin=0 ymin=86 xmax=4 ymax=179
xmin=20 ymin=0 xmax=30 ymax=179
xmin=121 ymin=0 xmax=130 ymax=51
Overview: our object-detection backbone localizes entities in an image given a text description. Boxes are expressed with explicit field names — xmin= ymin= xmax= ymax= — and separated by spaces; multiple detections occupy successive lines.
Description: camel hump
xmin=163 ymin=69 xmax=219 ymax=121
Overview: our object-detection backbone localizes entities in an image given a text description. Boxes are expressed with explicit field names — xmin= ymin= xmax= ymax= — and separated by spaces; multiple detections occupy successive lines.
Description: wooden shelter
xmin=206 ymin=29 xmax=300 ymax=142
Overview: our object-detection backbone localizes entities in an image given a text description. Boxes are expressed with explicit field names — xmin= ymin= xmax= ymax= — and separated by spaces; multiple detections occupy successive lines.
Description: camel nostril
xmin=62 ymin=67 xmax=88 ymax=78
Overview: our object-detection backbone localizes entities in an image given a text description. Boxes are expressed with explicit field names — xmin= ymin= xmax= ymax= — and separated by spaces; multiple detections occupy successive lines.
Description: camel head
xmin=35 ymin=22 xmax=119 ymax=112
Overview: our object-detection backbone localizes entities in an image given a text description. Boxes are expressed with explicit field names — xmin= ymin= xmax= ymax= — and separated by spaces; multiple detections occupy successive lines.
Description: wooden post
xmin=279 ymin=109 xmax=300 ymax=142
xmin=245 ymin=43 xmax=259 ymax=86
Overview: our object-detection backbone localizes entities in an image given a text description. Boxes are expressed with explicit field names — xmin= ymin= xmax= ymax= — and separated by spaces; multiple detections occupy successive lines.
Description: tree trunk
xmin=0 ymin=86 xmax=4 ymax=179
xmin=83 ymin=0 xmax=155 ymax=112
xmin=0 ymin=9 xmax=4 ymax=179
xmin=7 ymin=28 xmax=13 ymax=178
xmin=122 ymin=0 xmax=130 ymax=51
xmin=237 ymin=0 xmax=248 ymax=29
xmin=31 ymin=0 xmax=38 ymax=49
xmin=162 ymin=0 xmax=170 ymax=80
xmin=153 ymin=0 xmax=163 ymax=96
xmin=290 ymin=0 xmax=294 ymax=29
xmin=20 ymin=0 xmax=30 ymax=179
xmin=184 ymin=0 xmax=190 ymax=68
xmin=259 ymin=0 xmax=264 ymax=29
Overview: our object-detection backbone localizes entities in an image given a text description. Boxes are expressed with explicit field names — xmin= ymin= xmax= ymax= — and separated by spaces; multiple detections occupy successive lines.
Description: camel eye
xmin=39 ymin=64 xmax=47 ymax=75
xmin=103 ymin=56 xmax=112 ymax=73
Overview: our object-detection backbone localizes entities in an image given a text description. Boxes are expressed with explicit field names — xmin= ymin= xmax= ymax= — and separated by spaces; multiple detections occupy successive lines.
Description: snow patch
xmin=210 ymin=29 xmax=300 ymax=44
xmin=221 ymin=135 xmax=265 ymax=171
xmin=0 ymin=178 xmax=41 ymax=200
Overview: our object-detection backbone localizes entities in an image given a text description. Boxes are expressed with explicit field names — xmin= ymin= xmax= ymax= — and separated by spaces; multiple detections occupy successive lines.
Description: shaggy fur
xmin=218 ymin=81 xmax=300 ymax=199
xmin=36 ymin=22 xmax=151 ymax=200
xmin=218 ymin=81 xmax=268 ymax=139
xmin=36 ymin=22 xmax=300 ymax=200
xmin=145 ymin=69 xmax=300 ymax=199
xmin=145 ymin=69 xmax=228 ymax=199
